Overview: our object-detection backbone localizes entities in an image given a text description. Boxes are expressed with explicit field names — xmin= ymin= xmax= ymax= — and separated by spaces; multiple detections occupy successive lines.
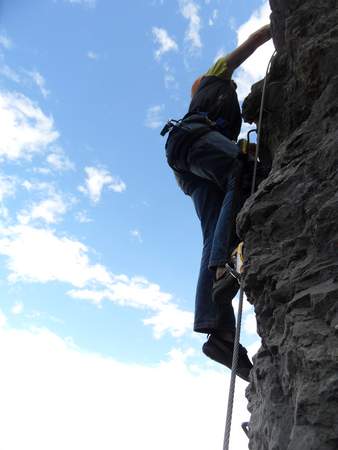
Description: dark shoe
xmin=212 ymin=266 xmax=240 ymax=305
xmin=202 ymin=334 xmax=253 ymax=382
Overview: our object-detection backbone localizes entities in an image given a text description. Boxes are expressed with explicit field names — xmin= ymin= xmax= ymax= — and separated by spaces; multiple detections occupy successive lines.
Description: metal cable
xmin=222 ymin=283 xmax=245 ymax=450
xmin=250 ymin=50 xmax=277 ymax=196
xmin=222 ymin=50 xmax=276 ymax=450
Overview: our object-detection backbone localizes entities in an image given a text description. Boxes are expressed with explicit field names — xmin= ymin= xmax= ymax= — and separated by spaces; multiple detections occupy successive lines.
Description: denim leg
xmin=209 ymin=158 xmax=243 ymax=268
xmin=185 ymin=131 xmax=244 ymax=268
xmin=191 ymin=179 xmax=236 ymax=335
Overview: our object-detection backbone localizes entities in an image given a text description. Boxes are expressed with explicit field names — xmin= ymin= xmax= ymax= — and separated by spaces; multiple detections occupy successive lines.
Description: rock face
xmin=238 ymin=1 xmax=338 ymax=449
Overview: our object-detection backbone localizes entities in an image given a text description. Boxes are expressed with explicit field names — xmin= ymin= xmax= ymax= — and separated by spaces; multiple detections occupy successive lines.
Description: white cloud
xmin=0 ymin=225 xmax=111 ymax=288
xmin=233 ymin=1 xmax=275 ymax=101
xmin=11 ymin=302 xmax=24 ymax=315
xmin=69 ymin=277 xmax=193 ymax=338
xmin=144 ymin=304 xmax=194 ymax=339
xmin=87 ymin=51 xmax=99 ymax=60
xmin=145 ymin=104 xmax=165 ymax=129
xmin=27 ymin=70 xmax=50 ymax=98
xmin=78 ymin=166 xmax=126 ymax=203
xmin=244 ymin=312 xmax=257 ymax=336
xmin=232 ymin=294 xmax=254 ymax=314
xmin=238 ymin=121 xmax=255 ymax=140
xmin=152 ymin=27 xmax=178 ymax=60
xmin=0 ymin=91 xmax=59 ymax=160
xmin=179 ymin=0 xmax=202 ymax=51
xmin=17 ymin=193 xmax=68 ymax=225
xmin=0 ymin=321 xmax=250 ymax=450
xmin=0 ymin=225 xmax=191 ymax=337
xmin=247 ymin=339 xmax=261 ymax=360
xmin=46 ymin=150 xmax=75 ymax=171
xmin=68 ymin=275 xmax=172 ymax=310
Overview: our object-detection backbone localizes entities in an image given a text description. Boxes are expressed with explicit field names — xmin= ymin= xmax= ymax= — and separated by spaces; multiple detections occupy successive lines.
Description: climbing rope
xmin=222 ymin=50 xmax=277 ymax=450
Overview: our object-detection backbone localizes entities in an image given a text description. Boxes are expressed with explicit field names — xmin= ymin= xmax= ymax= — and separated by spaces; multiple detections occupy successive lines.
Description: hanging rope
xmin=222 ymin=50 xmax=277 ymax=450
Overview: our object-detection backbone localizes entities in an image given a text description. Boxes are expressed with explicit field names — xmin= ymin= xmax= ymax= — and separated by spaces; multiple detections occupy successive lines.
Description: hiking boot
xmin=202 ymin=334 xmax=252 ymax=382
xmin=212 ymin=263 xmax=240 ymax=305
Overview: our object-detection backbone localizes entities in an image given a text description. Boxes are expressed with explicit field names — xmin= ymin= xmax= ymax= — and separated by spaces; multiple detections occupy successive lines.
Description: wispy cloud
xmin=178 ymin=0 xmax=202 ymax=51
xmin=64 ymin=0 xmax=96 ymax=8
xmin=87 ymin=51 xmax=99 ymax=60
xmin=208 ymin=9 xmax=218 ymax=27
xmin=0 ymin=173 xmax=16 ymax=202
xmin=78 ymin=166 xmax=126 ymax=203
xmin=163 ymin=63 xmax=179 ymax=90
xmin=0 ymin=173 xmax=16 ymax=224
xmin=27 ymin=70 xmax=50 ymax=98
xmin=75 ymin=210 xmax=92 ymax=223
xmin=0 ymin=34 xmax=12 ymax=50
xmin=130 ymin=229 xmax=143 ymax=243
xmin=0 ymin=36 xmax=20 ymax=82
xmin=21 ymin=180 xmax=55 ymax=193
xmin=0 ymin=62 xmax=20 ymax=83
xmin=46 ymin=149 xmax=75 ymax=171
xmin=152 ymin=27 xmax=178 ymax=60
xmin=0 ymin=91 xmax=59 ymax=160
xmin=145 ymin=104 xmax=165 ymax=129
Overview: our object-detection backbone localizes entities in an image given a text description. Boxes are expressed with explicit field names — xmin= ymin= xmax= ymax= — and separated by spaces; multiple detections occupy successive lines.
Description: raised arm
xmin=226 ymin=24 xmax=272 ymax=73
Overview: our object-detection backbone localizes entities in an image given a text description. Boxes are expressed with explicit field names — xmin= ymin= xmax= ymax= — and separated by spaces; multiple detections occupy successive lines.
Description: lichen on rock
xmin=238 ymin=1 xmax=338 ymax=449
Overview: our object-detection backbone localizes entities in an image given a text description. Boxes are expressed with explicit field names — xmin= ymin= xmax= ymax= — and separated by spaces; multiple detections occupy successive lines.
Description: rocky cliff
xmin=238 ymin=1 xmax=338 ymax=449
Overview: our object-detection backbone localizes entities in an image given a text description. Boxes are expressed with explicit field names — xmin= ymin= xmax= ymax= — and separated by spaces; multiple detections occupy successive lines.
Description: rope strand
xmin=222 ymin=50 xmax=276 ymax=450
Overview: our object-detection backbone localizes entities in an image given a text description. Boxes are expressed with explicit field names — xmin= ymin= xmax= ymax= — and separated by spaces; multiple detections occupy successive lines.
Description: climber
xmin=163 ymin=24 xmax=272 ymax=381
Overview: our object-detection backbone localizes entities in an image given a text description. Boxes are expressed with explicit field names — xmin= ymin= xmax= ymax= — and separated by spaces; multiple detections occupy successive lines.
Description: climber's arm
xmin=226 ymin=24 xmax=271 ymax=74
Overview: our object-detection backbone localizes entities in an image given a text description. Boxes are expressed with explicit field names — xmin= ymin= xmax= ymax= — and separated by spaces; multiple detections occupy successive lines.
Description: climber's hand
xmin=251 ymin=24 xmax=271 ymax=45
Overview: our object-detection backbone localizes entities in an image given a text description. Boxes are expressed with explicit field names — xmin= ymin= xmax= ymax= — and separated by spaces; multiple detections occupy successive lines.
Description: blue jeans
xmin=166 ymin=130 xmax=244 ymax=334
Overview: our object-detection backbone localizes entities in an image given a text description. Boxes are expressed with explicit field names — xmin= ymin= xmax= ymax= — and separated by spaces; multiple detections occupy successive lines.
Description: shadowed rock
xmin=238 ymin=1 xmax=338 ymax=449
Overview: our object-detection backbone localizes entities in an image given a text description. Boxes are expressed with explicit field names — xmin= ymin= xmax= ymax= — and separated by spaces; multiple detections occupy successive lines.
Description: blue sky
xmin=0 ymin=1 xmax=274 ymax=449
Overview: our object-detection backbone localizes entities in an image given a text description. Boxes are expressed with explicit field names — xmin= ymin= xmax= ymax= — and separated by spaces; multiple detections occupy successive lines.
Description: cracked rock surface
xmin=238 ymin=1 xmax=338 ymax=449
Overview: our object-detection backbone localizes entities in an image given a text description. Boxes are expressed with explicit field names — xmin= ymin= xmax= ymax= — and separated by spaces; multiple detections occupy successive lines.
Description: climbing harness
xmin=160 ymin=111 xmax=231 ymax=139
xmin=222 ymin=50 xmax=277 ymax=450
